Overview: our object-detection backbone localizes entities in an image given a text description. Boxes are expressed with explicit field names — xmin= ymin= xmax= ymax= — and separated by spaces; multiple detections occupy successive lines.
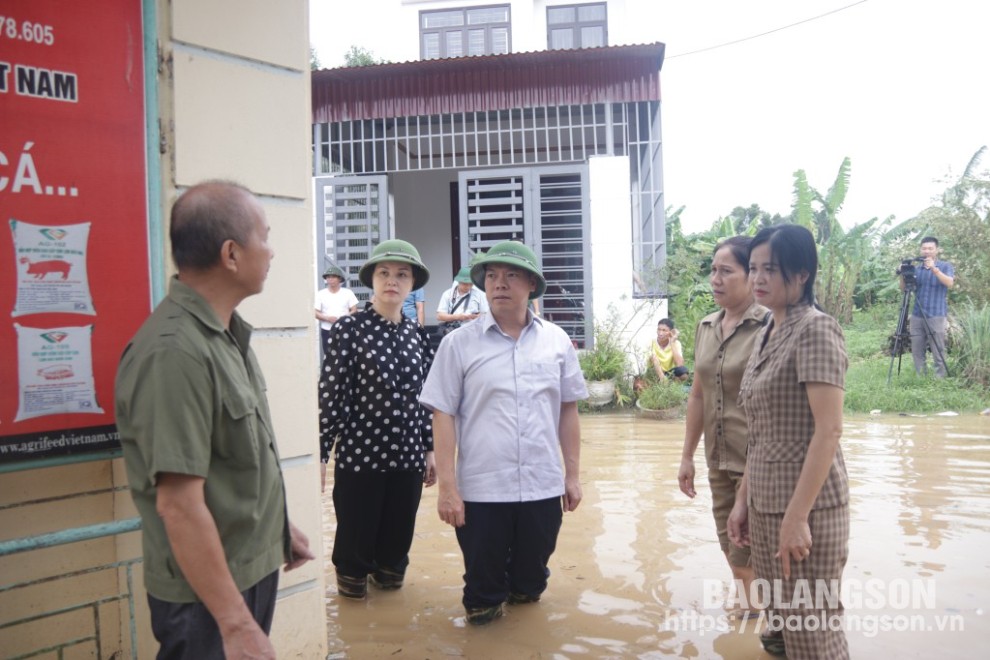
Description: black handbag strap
xmin=448 ymin=291 xmax=470 ymax=314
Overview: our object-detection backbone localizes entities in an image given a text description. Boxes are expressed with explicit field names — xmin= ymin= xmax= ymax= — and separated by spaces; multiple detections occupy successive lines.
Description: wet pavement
xmin=322 ymin=412 xmax=990 ymax=658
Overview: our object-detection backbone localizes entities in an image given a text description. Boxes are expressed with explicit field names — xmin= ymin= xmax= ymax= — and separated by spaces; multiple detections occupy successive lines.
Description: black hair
xmin=658 ymin=318 xmax=675 ymax=330
xmin=920 ymin=236 xmax=939 ymax=247
xmin=713 ymin=235 xmax=752 ymax=270
xmin=170 ymin=180 xmax=255 ymax=270
xmin=749 ymin=224 xmax=817 ymax=306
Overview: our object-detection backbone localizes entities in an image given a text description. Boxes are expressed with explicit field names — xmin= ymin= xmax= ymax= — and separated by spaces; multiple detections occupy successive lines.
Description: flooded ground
xmin=321 ymin=413 xmax=990 ymax=658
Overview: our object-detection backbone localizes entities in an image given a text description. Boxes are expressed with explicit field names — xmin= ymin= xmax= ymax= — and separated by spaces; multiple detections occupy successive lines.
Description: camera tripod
xmin=886 ymin=284 xmax=949 ymax=384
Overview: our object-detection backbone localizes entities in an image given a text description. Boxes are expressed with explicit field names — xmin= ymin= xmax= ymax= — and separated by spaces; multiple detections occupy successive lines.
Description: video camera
xmin=895 ymin=256 xmax=925 ymax=289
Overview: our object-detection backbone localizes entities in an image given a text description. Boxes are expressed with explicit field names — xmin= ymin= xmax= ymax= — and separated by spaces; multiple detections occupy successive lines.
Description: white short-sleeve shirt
xmin=419 ymin=312 xmax=587 ymax=502
xmin=315 ymin=287 xmax=359 ymax=330
xmin=438 ymin=284 xmax=489 ymax=315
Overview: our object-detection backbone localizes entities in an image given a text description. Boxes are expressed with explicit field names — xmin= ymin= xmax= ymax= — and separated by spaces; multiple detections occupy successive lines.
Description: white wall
xmin=588 ymin=155 xmax=665 ymax=372
xmin=164 ymin=0 xmax=327 ymax=656
xmin=391 ymin=0 xmax=633 ymax=61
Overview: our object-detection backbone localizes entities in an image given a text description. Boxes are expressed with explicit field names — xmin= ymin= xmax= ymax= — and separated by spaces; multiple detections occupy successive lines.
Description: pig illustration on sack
xmin=20 ymin=257 xmax=72 ymax=280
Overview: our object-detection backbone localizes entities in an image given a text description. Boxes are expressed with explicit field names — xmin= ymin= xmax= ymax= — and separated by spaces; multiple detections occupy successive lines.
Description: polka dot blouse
xmin=319 ymin=308 xmax=434 ymax=472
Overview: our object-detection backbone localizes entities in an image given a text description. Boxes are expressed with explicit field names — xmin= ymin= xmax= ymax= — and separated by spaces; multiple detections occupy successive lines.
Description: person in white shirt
xmin=420 ymin=241 xmax=586 ymax=626
xmin=436 ymin=267 xmax=488 ymax=335
xmin=315 ymin=265 xmax=358 ymax=349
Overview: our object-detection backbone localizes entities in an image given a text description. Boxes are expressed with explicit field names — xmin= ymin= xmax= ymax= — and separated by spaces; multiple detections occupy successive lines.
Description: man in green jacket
xmin=115 ymin=181 xmax=313 ymax=659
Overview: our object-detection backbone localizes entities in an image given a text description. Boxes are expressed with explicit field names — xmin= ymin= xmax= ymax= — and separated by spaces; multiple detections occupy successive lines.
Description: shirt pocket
xmin=217 ymin=388 xmax=261 ymax=467
xmin=530 ymin=361 xmax=560 ymax=376
xmin=527 ymin=361 xmax=561 ymax=395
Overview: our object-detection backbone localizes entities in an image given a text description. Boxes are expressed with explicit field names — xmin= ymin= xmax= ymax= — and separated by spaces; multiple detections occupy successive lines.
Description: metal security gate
xmin=459 ymin=168 xmax=533 ymax=255
xmin=314 ymin=175 xmax=389 ymax=300
xmin=458 ymin=166 xmax=590 ymax=347
xmin=535 ymin=169 xmax=589 ymax=346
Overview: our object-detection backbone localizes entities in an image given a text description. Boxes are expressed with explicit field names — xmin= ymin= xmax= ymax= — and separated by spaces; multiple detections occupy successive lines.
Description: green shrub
xmin=637 ymin=381 xmax=688 ymax=410
xmin=844 ymin=307 xmax=899 ymax=360
xmin=957 ymin=302 xmax=990 ymax=387
xmin=844 ymin=357 xmax=987 ymax=413
xmin=840 ymin=301 xmax=990 ymax=412
xmin=579 ymin=323 xmax=628 ymax=381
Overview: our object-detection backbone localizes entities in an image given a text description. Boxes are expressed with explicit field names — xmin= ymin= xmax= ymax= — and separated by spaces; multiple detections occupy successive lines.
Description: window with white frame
xmin=547 ymin=3 xmax=607 ymax=50
xmin=420 ymin=5 xmax=511 ymax=60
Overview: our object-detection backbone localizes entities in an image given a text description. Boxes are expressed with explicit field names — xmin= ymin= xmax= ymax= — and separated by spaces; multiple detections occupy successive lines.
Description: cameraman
xmin=903 ymin=236 xmax=954 ymax=377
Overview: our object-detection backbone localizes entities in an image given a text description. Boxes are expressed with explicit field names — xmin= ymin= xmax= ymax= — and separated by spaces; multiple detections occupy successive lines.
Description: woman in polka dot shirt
xmin=319 ymin=240 xmax=436 ymax=599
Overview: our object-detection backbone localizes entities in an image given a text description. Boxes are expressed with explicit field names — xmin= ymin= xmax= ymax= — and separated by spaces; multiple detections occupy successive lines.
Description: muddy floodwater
xmin=321 ymin=413 xmax=990 ymax=658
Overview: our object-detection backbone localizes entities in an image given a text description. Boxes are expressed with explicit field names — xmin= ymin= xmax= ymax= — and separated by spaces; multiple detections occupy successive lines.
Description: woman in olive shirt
xmin=678 ymin=236 xmax=767 ymax=617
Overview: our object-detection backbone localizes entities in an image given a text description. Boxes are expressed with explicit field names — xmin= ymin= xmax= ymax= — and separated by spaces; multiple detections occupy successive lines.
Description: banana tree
xmin=792 ymin=157 xmax=850 ymax=244
xmin=791 ymin=157 xmax=881 ymax=322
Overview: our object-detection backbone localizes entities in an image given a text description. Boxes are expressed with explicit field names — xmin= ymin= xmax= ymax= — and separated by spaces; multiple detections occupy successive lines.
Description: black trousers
xmin=455 ymin=497 xmax=562 ymax=609
xmin=331 ymin=466 xmax=424 ymax=579
xmin=148 ymin=570 xmax=278 ymax=660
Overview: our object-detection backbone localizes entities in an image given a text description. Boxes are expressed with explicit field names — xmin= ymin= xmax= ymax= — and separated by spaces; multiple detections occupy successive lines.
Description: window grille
xmin=314 ymin=176 xmax=388 ymax=300
xmin=313 ymin=100 xmax=665 ymax=299
xmin=459 ymin=166 xmax=591 ymax=347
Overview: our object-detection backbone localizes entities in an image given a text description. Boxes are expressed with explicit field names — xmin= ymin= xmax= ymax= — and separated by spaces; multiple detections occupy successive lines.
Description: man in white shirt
xmin=436 ymin=266 xmax=488 ymax=334
xmin=315 ymin=265 xmax=358 ymax=349
xmin=420 ymin=241 xmax=587 ymax=626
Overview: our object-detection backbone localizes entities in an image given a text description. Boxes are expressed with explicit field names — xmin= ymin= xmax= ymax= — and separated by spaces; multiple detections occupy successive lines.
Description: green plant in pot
xmin=580 ymin=323 xmax=628 ymax=407
xmin=636 ymin=380 xmax=688 ymax=419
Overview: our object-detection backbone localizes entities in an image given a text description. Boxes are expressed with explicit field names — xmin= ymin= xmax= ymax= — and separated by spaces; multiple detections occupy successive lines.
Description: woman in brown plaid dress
xmin=728 ymin=224 xmax=850 ymax=659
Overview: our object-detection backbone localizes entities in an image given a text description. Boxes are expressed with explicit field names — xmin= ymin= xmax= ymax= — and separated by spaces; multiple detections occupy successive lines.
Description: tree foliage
xmin=725 ymin=204 xmax=785 ymax=233
xmin=344 ymin=45 xmax=388 ymax=67
xmin=310 ymin=45 xmax=321 ymax=70
xmin=788 ymin=157 xmax=887 ymax=323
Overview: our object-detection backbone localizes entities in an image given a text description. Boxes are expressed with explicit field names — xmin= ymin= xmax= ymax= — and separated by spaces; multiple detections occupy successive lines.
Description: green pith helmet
xmin=470 ymin=241 xmax=546 ymax=300
xmin=454 ymin=266 xmax=472 ymax=284
xmin=358 ymin=239 xmax=430 ymax=290
xmin=323 ymin=265 xmax=345 ymax=281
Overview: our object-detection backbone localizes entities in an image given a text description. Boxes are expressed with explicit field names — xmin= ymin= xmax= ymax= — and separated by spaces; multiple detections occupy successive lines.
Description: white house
xmin=312 ymin=0 xmax=668 ymax=350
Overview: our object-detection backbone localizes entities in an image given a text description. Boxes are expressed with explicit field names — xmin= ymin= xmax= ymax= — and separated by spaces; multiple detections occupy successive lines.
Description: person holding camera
xmin=437 ymin=266 xmax=488 ymax=336
xmin=908 ymin=236 xmax=954 ymax=378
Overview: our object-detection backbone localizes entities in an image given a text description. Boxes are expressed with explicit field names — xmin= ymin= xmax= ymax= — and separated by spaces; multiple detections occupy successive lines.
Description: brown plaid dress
xmin=740 ymin=303 xmax=850 ymax=659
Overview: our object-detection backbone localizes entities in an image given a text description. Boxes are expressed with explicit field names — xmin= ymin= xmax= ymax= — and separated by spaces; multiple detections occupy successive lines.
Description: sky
xmin=310 ymin=0 xmax=989 ymax=234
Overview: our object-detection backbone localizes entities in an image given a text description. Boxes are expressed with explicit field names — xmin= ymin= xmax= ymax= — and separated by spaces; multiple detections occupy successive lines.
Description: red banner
xmin=0 ymin=0 xmax=150 ymax=463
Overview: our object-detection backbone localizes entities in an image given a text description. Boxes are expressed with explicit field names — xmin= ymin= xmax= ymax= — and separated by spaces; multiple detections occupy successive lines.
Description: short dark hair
xmin=920 ymin=236 xmax=939 ymax=247
xmin=170 ymin=181 xmax=256 ymax=270
xmin=714 ymin=235 xmax=752 ymax=270
xmin=749 ymin=224 xmax=818 ymax=306
xmin=658 ymin=318 xmax=675 ymax=330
